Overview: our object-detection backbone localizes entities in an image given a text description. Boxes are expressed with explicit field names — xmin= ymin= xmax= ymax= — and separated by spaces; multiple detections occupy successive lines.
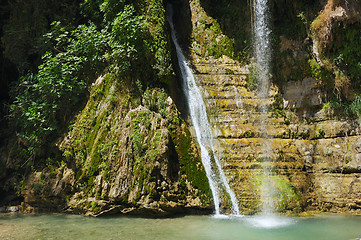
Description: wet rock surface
xmin=191 ymin=53 xmax=361 ymax=215
xmin=16 ymin=80 xmax=212 ymax=216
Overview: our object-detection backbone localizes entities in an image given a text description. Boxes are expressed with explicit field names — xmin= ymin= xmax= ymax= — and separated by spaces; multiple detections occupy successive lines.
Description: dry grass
xmin=311 ymin=0 xmax=342 ymax=50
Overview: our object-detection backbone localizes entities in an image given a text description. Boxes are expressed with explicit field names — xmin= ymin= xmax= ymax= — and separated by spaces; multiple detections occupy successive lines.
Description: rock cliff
xmin=185 ymin=0 xmax=361 ymax=214
xmin=19 ymin=76 xmax=212 ymax=216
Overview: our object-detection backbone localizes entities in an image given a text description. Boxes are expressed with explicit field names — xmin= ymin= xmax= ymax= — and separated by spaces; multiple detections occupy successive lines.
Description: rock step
xmin=205 ymin=98 xmax=273 ymax=113
xmin=210 ymin=113 xmax=284 ymax=124
xmin=213 ymin=116 xmax=285 ymax=126
xmin=216 ymin=138 xmax=302 ymax=158
xmin=224 ymin=161 xmax=304 ymax=170
xmin=201 ymin=85 xmax=252 ymax=98
xmin=194 ymin=74 xmax=247 ymax=86
xmin=209 ymin=111 xmax=283 ymax=123
xmin=212 ymin=123 xmax=288 ymax=139
xmin=193 ymin=63 xmax=249 ymax=75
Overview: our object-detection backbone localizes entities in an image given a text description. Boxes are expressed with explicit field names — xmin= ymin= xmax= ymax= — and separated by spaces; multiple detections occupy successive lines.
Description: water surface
xmin=1 ymin=214 xmax=360 ymax=240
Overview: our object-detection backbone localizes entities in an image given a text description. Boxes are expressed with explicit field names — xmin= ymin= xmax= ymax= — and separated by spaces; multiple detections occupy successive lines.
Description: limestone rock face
xmin=190 ymin=53 xmax=361 ymax=214
xmin=283 ymin=78 xmax=324 ymax=109
xmin=21 ymin=166 xmax=75 ymax=212
xmin=184 ymin=0 xmax=361 ymax=215
xmin=20 ymin=77 xmax=212 ymax=216
xmin=312 ymin=0 xmax=361 ymax=51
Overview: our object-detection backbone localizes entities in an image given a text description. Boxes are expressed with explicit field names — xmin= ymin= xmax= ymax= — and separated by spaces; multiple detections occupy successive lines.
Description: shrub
xmin=349 ymin=95 xmax=361 ymax=120
xmin=9 ymin=1 xmax=173 ymax=163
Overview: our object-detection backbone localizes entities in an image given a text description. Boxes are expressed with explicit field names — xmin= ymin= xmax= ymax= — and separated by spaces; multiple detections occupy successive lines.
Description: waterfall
xmin=233 ymin=86 xmax=243 ymax=109
xmin=253 ymin=0 xmax=275 ymax=214
xmin=254 ymin=0 xmax=271 ymax=100
xmin=166 ymin=4 xmax=240 ymax=216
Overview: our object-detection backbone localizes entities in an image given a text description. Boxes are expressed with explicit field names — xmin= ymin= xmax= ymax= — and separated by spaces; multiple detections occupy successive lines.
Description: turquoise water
xmin=0 ymin=214 xmax=360 ymax=240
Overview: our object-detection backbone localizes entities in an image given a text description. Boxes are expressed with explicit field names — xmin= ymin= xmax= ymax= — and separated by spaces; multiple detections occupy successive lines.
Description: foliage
xmin=140 ymin=0 xmax=173 ymax=82
xmin=308 ymin=58 xmax=333 ymax=85
xmin=9 ymin=1 xmax=173 ymax=156
xmin=244 ymin=64 xmax=258 ymax=91
xmin=10 ymin=55 xmax=86 ymax=153
xmin=349 ymin=95 xmax=361 ymax=120
xmin=80 ymin=0 xmax=104 ymax=24
xmin=45 ymin=22 xmax=109 ymax=80
xmin=330 ymin=23 xmax=361 ymax=87
xmin=100 ymin=0 xmax=126 ymax=22
xmin=106 ymin=5 xmax=146 ymax=75
xmin=197 ymin=0 xmax=250 ymax=62
xmin=9 ymin=20 xmax=115 ymax=152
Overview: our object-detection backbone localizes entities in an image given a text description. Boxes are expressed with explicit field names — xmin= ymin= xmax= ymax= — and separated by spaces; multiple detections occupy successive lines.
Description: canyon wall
xmin=186 ymin=0 xmax=361 ymax=214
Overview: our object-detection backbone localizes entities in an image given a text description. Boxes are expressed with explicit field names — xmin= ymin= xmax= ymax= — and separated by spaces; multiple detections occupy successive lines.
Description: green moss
xmin=191 ymin=1 xmax=235 ymax=59
xmin=196 ymin=0 xmax=251 ymax=62
xmin=174 ymin=125 xmax=212 ymax=201
xmin=59 ymin=73 xmax=129 ymax=186
xmin=244 ymin=64 xmax=258 ymax=91
xmin=130 ymin=110 xmax=151 ymax=156
xmin=315 ymin=128 xmax=325 ymax=139
xmin=273 ymin=176 xmax=301 ymax=212
xmin=309 ymin=59 xmax=332 ymax=83
xmin=90 ymin=201 xmax=100 ymax=212
xmin=243 ymin=131 xmax=255 ymax=138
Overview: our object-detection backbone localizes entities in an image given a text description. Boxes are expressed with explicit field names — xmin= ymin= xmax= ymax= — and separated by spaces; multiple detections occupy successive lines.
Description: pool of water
xmin=0 ymin=213 xmax=360 ymax=240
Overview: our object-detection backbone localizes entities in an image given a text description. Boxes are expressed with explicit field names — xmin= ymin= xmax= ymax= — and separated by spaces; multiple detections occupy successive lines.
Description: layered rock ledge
xmin=192 ymin=54 xmax=361 ymax=215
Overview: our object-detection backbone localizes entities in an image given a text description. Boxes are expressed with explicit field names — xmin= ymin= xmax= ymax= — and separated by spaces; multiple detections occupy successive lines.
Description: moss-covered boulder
xmin=18 ymin=74 xmax=212 ymax=216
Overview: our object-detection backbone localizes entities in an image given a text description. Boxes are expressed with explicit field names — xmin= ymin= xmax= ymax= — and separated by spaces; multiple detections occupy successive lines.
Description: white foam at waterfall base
xmin=211 ymin=214 xmax=295 ymax=229
xmin=166 ymin=3 xmax=240 ymax=216
xmin=246 ymin=215 xmax=296 ymax=229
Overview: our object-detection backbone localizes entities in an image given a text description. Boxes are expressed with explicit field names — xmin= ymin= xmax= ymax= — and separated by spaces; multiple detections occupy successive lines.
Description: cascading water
xmin=253 ymin=0 xmax=275 ymax=215
xmin=166 ymin=4 xmax=240 ymax=216
xmin=254 ymin=0 xmax=271 ymax=101
xmin=233 ymin=86 xmax=243 ymax=109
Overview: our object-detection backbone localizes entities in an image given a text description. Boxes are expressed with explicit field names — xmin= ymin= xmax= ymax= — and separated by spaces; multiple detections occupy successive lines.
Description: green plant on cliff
xmin=191 ymin=0 xmax=235 ymax=59
xmin=9 ymin=21 xmax=109 ymax=153
xmin=330 ymin=23 xmax=361 ymax=88
xmin=244 ymin=64 xmax=258 ymax=91
xmin=106 ymin=5 xmax=146 ymax=75
xmin=270 ymin=93 xmax=286 ymax=119
xmin=8 ymin=2 xmax=165 ymax=158
xmin=348 ymin=95 xmax=361 ymax=121
xmin=308 ymin=58 xmax=332 ymax=83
